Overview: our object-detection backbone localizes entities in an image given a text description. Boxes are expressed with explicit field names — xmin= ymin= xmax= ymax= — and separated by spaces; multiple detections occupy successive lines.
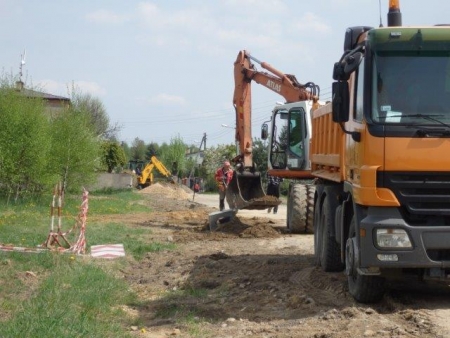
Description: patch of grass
xmin=0 ymin=189 xmax=175 ymax=337
xmin=87 ymin=222 xmax=176 ymax=260
xmin=183 ymin=314 xmax=213 ymax=337
xmin=184 ymin=286 xmax=208 ymax=298
xmin=87 ymin=190 xmax=150 ymax=214
xmin=90 ymin=187 xmax=133 ymax=195
xmin=0 ymin=190 xmax=154 ymax=251
xmin=0 ymin=254 xmax=136 ymax=337
xmin=155 ymin=302 xmax=181 ymax=318
xmin=153 ymin=303 xmax=213 ymax=337
xmin=154 ymin=287 xmax=208 ymax=319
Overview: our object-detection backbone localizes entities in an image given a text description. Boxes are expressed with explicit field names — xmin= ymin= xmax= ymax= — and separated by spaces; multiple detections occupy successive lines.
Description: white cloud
xmin=85 ymin=9 xmax=129 ymax=24
xmin=144 ymin=93 xmax=187 ymax=106
xmin=291 ymin=12 xmax=331 ymax=34
xmin=35 ymin=79 xmax=69 ymax=97
xmin=72 ymin=81 xmax=107 ymax=97
xmin=136 ymin=2 xmax=160 ymax=24
xmin=223 ymin=0 xmax=287 ymax=14
xmin=137 ymin=2 xmax=213 ymax=31
xmin=37 ymin=80 xmax=106 ymax=97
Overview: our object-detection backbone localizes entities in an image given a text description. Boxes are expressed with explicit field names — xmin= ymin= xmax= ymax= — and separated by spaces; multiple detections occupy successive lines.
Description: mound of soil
xmin=138 ymin=182 xmax=192 ymax=200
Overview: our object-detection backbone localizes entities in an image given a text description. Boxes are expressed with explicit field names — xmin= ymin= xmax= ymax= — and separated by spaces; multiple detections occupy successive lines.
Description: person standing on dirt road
xmin=266 ymin=173 xmax=283 ymax=214
xmin=215 ymin=161 xmax=233 ymax=211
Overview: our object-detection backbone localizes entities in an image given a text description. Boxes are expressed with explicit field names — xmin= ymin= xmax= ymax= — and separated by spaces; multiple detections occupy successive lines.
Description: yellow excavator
xmin=135 ymin=156 xmax=175 ymax=189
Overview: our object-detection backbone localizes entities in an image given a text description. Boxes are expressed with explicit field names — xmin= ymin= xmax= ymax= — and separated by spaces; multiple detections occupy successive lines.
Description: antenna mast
xmin=19 ymin=49 xmax=26 ymax=83
xmin=378 ymin=0 xmax=383 ymax=27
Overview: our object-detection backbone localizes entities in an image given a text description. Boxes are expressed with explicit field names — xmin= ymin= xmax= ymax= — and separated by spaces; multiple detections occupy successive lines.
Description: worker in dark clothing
xmin=214 ymin=161 xmax=233 ymax=211
xmin=266 ymin=173 xmax=283 ymax=214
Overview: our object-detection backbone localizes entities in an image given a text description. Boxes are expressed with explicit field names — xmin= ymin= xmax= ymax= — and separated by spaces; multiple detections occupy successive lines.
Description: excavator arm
xmin=227 ymin=50 xmax=319 ymax=210
xmin=137 ymin=156 xmax=175 ymax=188
xmin=138 ymin=163 xmax=155 ymax=188
xmin=150 ymin=156 xmax=172 ymax=179
xmin=232 ymin=50 xmax=319 ymax=169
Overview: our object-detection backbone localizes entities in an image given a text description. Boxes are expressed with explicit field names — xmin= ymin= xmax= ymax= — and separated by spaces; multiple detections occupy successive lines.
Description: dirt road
xmin=193 ymin=193 xmax=288 ymax=220
xmin=123 ymin=184 xmax=450 ymax=337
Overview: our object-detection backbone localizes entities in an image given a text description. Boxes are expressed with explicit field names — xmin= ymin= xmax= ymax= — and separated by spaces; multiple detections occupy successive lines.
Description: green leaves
xmin=0 ymin=80 xmax=103 ymax=198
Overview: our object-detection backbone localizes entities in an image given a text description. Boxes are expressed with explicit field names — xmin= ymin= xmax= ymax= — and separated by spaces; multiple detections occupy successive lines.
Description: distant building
xmin=15 ymin=80 xmax=70 ymax=114
xmin=185 ymin=150 xmax=204 ymax=166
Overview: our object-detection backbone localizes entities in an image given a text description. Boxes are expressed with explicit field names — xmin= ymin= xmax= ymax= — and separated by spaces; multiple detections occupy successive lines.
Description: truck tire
xmin=287 ymin=183 xmax=315 ymax=234
xmin=346 ymin=216 xmax=385 ymax=303
xmin=318 ymin=196 xmax=344 ymax=272
xmin=313 ymin=195 xmax=322 ymax=267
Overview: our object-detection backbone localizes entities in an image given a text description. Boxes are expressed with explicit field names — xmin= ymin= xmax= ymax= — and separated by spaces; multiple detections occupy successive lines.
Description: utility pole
xmin=200 ymin=133 xmax=207 ymax=151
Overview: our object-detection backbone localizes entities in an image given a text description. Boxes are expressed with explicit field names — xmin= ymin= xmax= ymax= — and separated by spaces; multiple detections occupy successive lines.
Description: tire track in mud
xmin=288 ymin=265 xmax=349 ymax=307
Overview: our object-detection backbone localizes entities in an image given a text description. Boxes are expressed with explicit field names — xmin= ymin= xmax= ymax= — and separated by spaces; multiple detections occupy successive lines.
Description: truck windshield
xmin=372 ymin=52 xmax=450 ymax=125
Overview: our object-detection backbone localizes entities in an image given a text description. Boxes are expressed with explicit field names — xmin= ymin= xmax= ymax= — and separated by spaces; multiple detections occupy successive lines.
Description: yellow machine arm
xmin=150 ymin=156 xmax=172 ymax=178
xmin=138 ymin=163 xmax=155 ymax=186
xmin=137 ymin=156 xmax=174 ymax=188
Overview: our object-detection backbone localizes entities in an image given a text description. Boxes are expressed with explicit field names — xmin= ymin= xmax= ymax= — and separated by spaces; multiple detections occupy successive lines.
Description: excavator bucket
xmin=226 ymin=171 xmax=281 ymax=210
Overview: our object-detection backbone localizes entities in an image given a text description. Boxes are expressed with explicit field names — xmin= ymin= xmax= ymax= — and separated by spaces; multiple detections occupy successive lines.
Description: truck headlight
xmin=376 ymin=229 xmax=412 ymax=248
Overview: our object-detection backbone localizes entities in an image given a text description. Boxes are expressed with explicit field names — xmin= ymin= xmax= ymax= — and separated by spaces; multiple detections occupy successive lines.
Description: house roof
xmin=20 ymin=88 xmax=70 ymax=102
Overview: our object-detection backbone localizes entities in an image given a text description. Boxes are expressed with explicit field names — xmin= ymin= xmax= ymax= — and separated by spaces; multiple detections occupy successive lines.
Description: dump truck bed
xmin=310 ymin=103 xmax=345 ymax=183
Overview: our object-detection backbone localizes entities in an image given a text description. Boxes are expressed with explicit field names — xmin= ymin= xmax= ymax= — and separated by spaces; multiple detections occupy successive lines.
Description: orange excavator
xmin=227 ymin=50 xmax=320 ymax=211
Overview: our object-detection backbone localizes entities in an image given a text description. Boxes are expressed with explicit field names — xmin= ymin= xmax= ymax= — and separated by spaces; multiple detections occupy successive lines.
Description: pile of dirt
xmin=216 ymin=216 xmax=281 ymax=238
xmin=137 ymin=182 xmax=192 ymax=200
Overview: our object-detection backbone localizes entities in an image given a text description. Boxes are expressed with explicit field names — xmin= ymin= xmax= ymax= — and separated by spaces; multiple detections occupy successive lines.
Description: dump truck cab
xmin=312 ymin=11 xmax=450 ymax=302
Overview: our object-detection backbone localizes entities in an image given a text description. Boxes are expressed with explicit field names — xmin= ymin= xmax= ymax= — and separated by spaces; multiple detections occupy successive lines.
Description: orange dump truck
xmin=310 ymin=1 xmax=450 ymax=302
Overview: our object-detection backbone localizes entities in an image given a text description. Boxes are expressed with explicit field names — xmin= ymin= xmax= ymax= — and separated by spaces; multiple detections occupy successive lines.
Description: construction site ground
xmin=122 ymin=182 xmax=450 ymax=338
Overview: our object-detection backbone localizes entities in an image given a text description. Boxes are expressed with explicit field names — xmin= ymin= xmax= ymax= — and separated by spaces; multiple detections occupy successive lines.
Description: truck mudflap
xmin=226 ymin=171 xmax=281 ymax=210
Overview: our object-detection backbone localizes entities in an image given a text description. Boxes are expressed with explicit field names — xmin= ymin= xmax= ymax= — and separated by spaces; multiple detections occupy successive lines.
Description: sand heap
xmin=138 ymin=182 xmax=192 ymax=200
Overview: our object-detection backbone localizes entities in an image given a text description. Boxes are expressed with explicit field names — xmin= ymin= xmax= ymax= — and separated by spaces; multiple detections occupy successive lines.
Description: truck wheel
xmin=313 ymin=196 xmax=322 ymax=266
xmin=319 ymin=196 xmax=344 ymax=272
xmin=346 ymin=216 xmax=385 ymax=303
xmin=287 ymin=184 xmax=315 ymax=234
xmin=286 ymin=185 xmax=293 ymax=229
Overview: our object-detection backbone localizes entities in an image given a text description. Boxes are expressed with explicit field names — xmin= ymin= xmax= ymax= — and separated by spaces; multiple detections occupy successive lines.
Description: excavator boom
xmin=228 ymin=50 xmax=318 ymax=210
xmin=150 ymin=156 xmax=172 ymax=178
xmin=137 ymin=156 xmax=175 ymax=188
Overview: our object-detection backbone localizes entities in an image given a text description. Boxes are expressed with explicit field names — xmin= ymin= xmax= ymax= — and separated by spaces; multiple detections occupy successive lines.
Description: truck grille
xmin=378 ymin=172 xmax=450 ymax=225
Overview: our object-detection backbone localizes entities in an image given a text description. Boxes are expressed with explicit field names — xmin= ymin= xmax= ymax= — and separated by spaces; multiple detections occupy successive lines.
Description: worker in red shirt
xmin=215 ymin=160 xmax=233 ymax=211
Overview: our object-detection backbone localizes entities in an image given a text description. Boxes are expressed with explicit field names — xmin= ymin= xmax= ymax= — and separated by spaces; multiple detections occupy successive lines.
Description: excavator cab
xmin=266 ymin=103 xmax=312 ymax=172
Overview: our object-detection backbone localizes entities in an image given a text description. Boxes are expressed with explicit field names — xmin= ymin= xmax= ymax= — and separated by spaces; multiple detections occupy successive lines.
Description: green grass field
xmin=0 ymin=189 xmax=175 ymax=338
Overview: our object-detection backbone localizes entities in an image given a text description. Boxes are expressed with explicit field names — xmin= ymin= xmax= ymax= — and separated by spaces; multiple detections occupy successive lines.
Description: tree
xmin=202 ymin=144 xmax=237 ymax=191
xmin=121 ymin=141 xmax=131 ymax=163
xmin=146 ymin=142 xmax=159 ymax=158
xmin=252 ymin=138 xmax=269 ymax=179
xmin=0 ymin=86 xmax=54 ymax=200
xmin=70 ymin=89 xmax=121 ymax=139
xmin=130 ymin=138 xmax=147 ymax=161
xmin=101 ymin=141 xmax=127 ymax=173
xmin=47 ymin=106 xmax=101 ymax=192
xmin=160 ymin=136 xmax=187 ymax=178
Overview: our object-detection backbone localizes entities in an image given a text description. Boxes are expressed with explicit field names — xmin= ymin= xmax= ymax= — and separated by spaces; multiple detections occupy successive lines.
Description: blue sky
xmin=1 ymin=0 xmax=449 ymax=148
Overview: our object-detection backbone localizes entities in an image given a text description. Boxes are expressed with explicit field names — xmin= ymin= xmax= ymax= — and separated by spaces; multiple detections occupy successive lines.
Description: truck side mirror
xmin=261 ymin=123 xmax=268 ymax=140
xmin=344 ymin=52 xmax=363 ymax=75
xmin=332 ymin=81 xmax=350 ymax=122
